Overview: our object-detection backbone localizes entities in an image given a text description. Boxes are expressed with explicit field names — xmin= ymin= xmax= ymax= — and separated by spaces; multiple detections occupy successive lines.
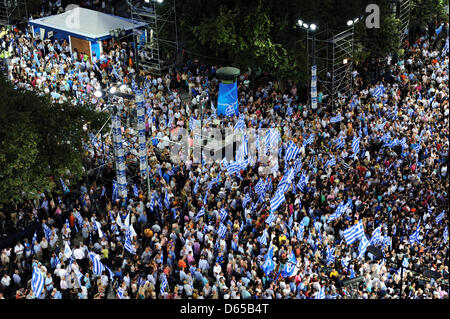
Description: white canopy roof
xmin=29 ymin=7 xmax=147 ymax=40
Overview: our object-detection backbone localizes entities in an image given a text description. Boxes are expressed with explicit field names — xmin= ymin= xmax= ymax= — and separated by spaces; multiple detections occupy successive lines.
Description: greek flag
xmin=297 ymin=174 xmax=308 ymax=193
xmin=195 ymin=207 xmax=205 ymax=221
xmin=288 ymin=215 xmax=293 ymax=229
xmin=112 ymin=180 xmax=119 ymax=203
xmin=42 ymin=223 xmax=51 ymax=240
xmin=265 ymin=212 xmax=277 ymax=226
xmin=220 ymin=208 xmax=228 ymax=222
xmin=133 ymin=184 xmax=139 ymax=198
xmin=443 ymin=226 xmax=448 ymax=244
xmin=330 ymin=114 xmax=342 ymax=123
xmin=372 ymin=84 xmax=385 ymax=99
xmin=261 ymin=246 xmax=275 ymax=275
xmin=160 ymin=274 xmax=168 ymax=295
xmin=149 ymin=195 xmax=155 ymax=212
xmin=75 ymin=270 xmax=84 ymax=287
xmin=88 ymin=252 xmax=105 ymax=276
xmin=124 ymin=229 xmax=137 ymax=254
xmin=315 ymin=286 xmax=326 ymax=299
xmin=234 ymin=116 xmax=246 ymax=131
xmin=303 ymin=134 xmax=315 ymax=147
xmin=369 ymin=225 xmax=383 ymax=246
xmin=435 ymin=210 xmax=445 ymax=224
xmin=60 ymin=178 xmax=69 ymax=194
xmin=335 ymin=137 xmax=345 ymax=149
xmin=243 ymin=193 xmax=251 ymax=208
xmin=270 ymin=190 xmax=285 ymax=212
xmin=380 ymin=132 xmax=391 ymax=144
xmin=226 ymin=103 xmax=236 ymax=117
xmin=357 ymin=235 xmax=370 ymax=259
xmin=286 ymin=106 xmax=294 ymax=116
xmin=352 ymin=136 xmax=360 ymax=155
xmin=226 ymin=161 xmax=241 ymax=176
xmin=31 ymin=266 xmax=44 ymax=298
xmin=409 ymin=220 xmax=421 ymax=244
xmin=402 ymin=258 xmax=409 ymax=268
xmin=258 ymin=230 xmax=269 ymax=246
xmin=343 ymin=220 xmax=365 ymax=245
xmin=117 ymin=287 xmax=124 ymax=299
xmin=324 ymin=156 xmax=336 ymax=168
xmin=436 ymin=23 xmax=444 ymax=35
xmin=326 ymin=246 xmax=335 ymax=265
xmin=217 ymin=223 xmax=227 ymax=238
xmin=164 ymin=191 xmax=170 ymax=210
xmin=193 ymin=179 xmax=200 ymax=194
xmin=281 ymin=251 xmax=297 ymax=278
xmin=442 ymin=37 xmax=449 ymax=57
xmin=297 ymin=221 xmax=305 ymax=240
xmin=327 ymin=200 xmax=346 ymax=223
xmin=255 ymin=179 xmax=266 ymax=195
xmin=285 ymin=141 xmax=301 ymax=162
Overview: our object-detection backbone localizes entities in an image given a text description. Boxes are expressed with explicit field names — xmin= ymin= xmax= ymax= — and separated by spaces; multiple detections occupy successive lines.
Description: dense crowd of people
xmin=0 ymin=14 xmax=448 ymax=300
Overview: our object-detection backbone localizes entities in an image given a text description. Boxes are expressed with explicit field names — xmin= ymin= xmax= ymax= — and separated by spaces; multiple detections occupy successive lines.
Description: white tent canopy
xmin=29 ymin=7 xmax=147 ymax=40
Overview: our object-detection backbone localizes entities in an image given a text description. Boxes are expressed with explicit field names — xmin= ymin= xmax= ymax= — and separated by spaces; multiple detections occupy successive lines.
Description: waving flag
xmin=261 ymin=245 xmax=275 ymax=275
xmin=64 ymin=242 xmax=72 ymax=259
xmin=124 ymin=229 xmax=136 ymax=254
xmin=315 ymin=286 xmax=325 ymax=299
xmin=357 ymin=235 xmax=370 ymax=259
xmin=352 ymin=136 xmax=360 ymax=155
xmin=335 ymin=137 xmax=345 ymax=149
xmin=369 ymin=225 xmax=383 ymax=246
xmin=297 ymin=174 xmax=308 ymax=193
xmin=303 ymin=134 xmax=315 ymax=147
xmin=343 ymin=220 xmax=364 ymax=245
xmin=195 ymin=207 xmax=205 ymax=221
xmin=443 ymin=226 xmax=448 ymax=244
xmin=255 ymin=179 xmax=266 ymax=195
xmin=160 ymin=273 xmax=168 ymax=295
xmin=88 ymin=252 xmax=105 ymax=276
xmin=133 ymin=184 xmax=139 ymax=198
xmin=234 ymin=115 xmax=246 ymax=131
xmin=330 ymin=114 xmax=342 ymax=123
xmin=435 ymin=211 xmax=445 ymax=224
xmin=193 ymin=179 xmax=200 ymax=195
xmin=324 ymin=156 xmax=336 ymax=168
xmin=409 ymin=220 xmax=421 ymax=244
xmin=297 ymin=221 xmax=305 ymax=240
xmin=112 ymin=181 xmax=119 ymax=203
xmin=436 ymin=23 xmax=444 ymax=35
xmin=281 ymin=251 xmax=297 ymax=278
xmin=259 ymin=230 xmax=269 ymax=246
xmin=219 ymin=208 xmax=228 ymax=222
xmin=372 ymin=84 xmax=385 ymax=99
xmin=60 ymin=178 xmax=69 ymax=194
xmin=42 ymin=223 xmax=51 ymax=241
xmin=326 ymin=246 xmax=335 ymax=265
xmin=31 ymin=267 xmax=45 ymax=298
xmin=164 ymin=191 xmax=170 ymax=210
xmin=243 ymin=193 xmax=251 ymax=208
xmin=270 ymin=190 xmax=285 ymax=212
xmin=225 ymin=161 xmax=241 ymax=176
xmin=285 ymin=141 xmax=301 ymax=162
xmin=225 ymin=103 xmax=236 ymax=117
xmin=265 ymin=212 xmax=277 ymax=226
xmin=442 ymin=36 xmax=449 ymax=57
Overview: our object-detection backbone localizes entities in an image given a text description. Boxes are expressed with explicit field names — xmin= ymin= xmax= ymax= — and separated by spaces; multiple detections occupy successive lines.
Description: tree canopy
xmin=0 ymin=76 xmax=108 ymax=203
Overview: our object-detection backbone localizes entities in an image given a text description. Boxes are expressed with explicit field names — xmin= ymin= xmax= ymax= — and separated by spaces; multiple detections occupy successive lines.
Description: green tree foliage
xmin=410 ymin=0 xmax=448 ymax=31
xmin=0 ymin=76 xmax=108 ymax=203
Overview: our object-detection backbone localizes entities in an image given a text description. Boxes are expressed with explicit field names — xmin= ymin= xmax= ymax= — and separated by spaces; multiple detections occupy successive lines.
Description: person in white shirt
xmin=14 ymin=242 xmax=24 ymax=264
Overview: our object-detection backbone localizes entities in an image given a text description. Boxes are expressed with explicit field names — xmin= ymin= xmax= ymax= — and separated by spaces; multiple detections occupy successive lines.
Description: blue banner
xmin=217 ymin=82 xmax=238 ymax=116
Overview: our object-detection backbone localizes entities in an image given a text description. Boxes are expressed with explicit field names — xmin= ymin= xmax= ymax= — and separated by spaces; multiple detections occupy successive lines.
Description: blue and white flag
xmin=31 ymin=266 xmax=44 ymax=298
xmin=402 ymin=258 xmax=409 ymax=268
xmin=372 ymin=84 xmax=385 ymax=99
xmin=326 ymin=246 xmax=335 ymax=265
xmin=352 ymin=136 xmax=360 ymax=155
xmin=343 ymin=220 xmax=365 ymax=245
xmin=436 ymin=23 xmax=444 ymax=35
xmin=225 ymin=161 xmax=241 ymax=176
xmin=281 ymin=251 xmax=297 ymax=278
xmin=124 ymin=229 xmax=137 ymax=254
xmin=112 ymin=180 xmax=119 ymax=203
xmin=258 ymin=230 xmax=269 ymax=246
xmin=315 ymin=286 xmax=326 ymax=299
xmin=330 ymin=114 xmax=342 ymax=123
xmin=265 ymin=212 xmax=277 ymax=226
xmin=369 ymin=225 xmax=383 ymax=246
xmin=243 ymin=193 xmax=251 ymax=208
xmin=219 ymin=208 xmax=228 ymax=222
xmin=303 ymin=134 xmax=315 ymax=147
xmin=435 ymin=210 xmax=445 ymax=224
xmin=42 ymin=223 xmax=51 ymax=241
xmin=443 ymin=226 xmax=448 ymax=244
xmin=117 ymin=286 xmax=125 ymax=299
xmin=164 ymin=191 xmax=170 ymax=210
xmin=261 ymin=245 xmax=275 ymax=275
xmin=133 ymin=184 xmax=139 ymax=198
xmin=270 ymin=190 xmax=285 ymax=212
xmin=357 ymin=235 xmax=370 ymax=259
xmin=217 ymin=223 xmax=227 ymax=239
xmin=297 ymin=221 xmax=305 ymax=240
xmin=225 ymin=103 xmax=236 ymax=117
xmin=88 ymin=252 xmax=105 ymax=276
xmin=409 ymin=220 xmax=421 ymax=244
xmin=195 ymin=207 xmax=205 ymax=221
xmin=60 ymin=178 xmax=69 ymax=194
xmin=160 ymin=274 xmax=168 ymax=295
xmin=234 ymin=115 xmax=246 ymax=131
xmin=255 ymin=179 xmax=266 ymax=195
xmin=324 ymin=156 xmax=336 ymax=168
xmin=193 ymin=179 xmax=200 ymax=195
xmin=335 ymin=137 xmax=345 ymax=149
xmin=442 ymin=36 xmax=449 ymax=57
xmin=285 ymin=141 xmax=301 ymax=162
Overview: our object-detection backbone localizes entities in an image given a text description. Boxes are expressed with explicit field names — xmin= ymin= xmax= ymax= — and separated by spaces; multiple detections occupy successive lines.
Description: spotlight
xmin=303 ymin=23 xmax=309 ymax=29
xmin=347 ymin=20 xmax=353 ymax=26
xmin=298 ymin=19 xmax=303 ymax=26
xmin=310 ymin=24 xmax=317 ymax=31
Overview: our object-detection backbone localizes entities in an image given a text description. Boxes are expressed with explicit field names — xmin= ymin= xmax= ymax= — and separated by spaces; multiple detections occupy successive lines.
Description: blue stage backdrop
xmin=217 ymin=82 xmax=238 ymax=116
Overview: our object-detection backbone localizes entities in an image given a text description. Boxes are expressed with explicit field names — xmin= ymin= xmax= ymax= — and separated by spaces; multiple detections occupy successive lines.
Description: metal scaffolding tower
xmin=128 ymin=0 xmax=178 ymax=76
xmin=0 ymin=0 xmax=28 ymax=26
xmin=398 ymin=0 xmax=411 ymax=46
xmin=307 ymin=25 xmax=355 ymax=112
